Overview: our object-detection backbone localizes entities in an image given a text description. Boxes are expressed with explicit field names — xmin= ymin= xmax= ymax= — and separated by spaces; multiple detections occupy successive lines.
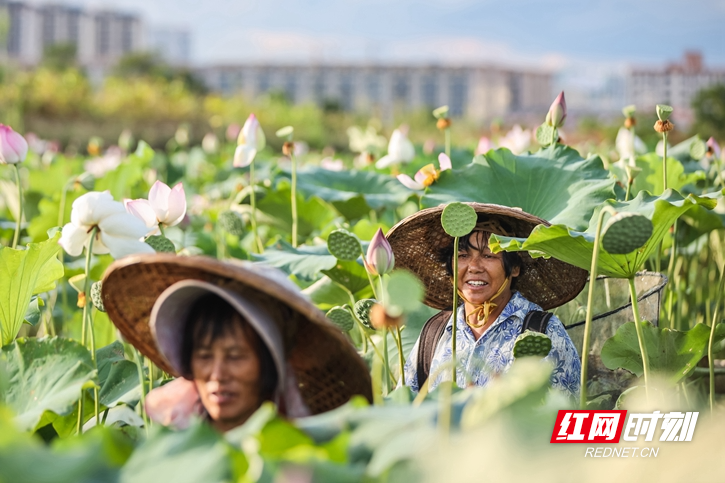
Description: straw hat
xmin=101 ymin=253 xmax=372 ymax=415
xmin=386 ymin=203 xmax=587 ymax=311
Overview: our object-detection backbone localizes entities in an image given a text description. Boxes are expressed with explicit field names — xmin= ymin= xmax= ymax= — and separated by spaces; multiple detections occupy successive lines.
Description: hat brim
xmin=102 ymin=254 xmax=372 ymax=414
xmin=386 ymin=203 xmax=587 ymax=310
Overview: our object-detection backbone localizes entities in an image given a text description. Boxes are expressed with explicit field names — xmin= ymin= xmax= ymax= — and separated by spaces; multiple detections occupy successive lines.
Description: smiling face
xmin=456 ymin=230 xmax=520 ymax=307
xmin=191 ymin=320 xmax=263 ymax=433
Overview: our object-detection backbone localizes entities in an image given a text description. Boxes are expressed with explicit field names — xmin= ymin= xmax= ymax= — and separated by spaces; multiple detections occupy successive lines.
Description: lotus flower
xmin=375 ymin=126 xmax=415 ymax=169
xmin=226 ymin=123 xmax=241 ymax=142
xmin=546 ymin=91 xmax=567 ymax=128
xmin=84 ymin=147 xmax=123 ymax=178
xmin=145 ymin=378 xmax=201 ymax=430
xmin=202 ymin=133 xmax=219 ymax=154
xmin=125 ymin=181 xmax=187 ymax=233
xmin=364 ymin=228 xmax=395 ymax=276
xmin=0 ymin=124 xmax=28 ymax=165
xmin=320 ymin=157 xmax=344 ymax=171
xmin=707 ymin=137 xmax=721 ymax=159
xmin=475 ymin=136 xmax=495 ymax=155
xmin=397 ymin=153 xmax=452 ymax=190
xmin=499 ymin=125 xmax=532 ymax=154
xmin=233 ymin=114 xmax=266 ymax=168
xmin=59 ymin=191 xmax=154 ymax=259
xmin=615 ymin=127 xmax=646 ymax=163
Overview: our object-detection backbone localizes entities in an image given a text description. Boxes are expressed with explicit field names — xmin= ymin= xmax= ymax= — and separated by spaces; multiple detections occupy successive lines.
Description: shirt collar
xmin=446 ymin=291 xmax=536 ymax=333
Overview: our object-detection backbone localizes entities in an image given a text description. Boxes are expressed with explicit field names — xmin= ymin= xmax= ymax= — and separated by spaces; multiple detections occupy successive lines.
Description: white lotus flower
xmin=498 ymin=125 xmax=532 ymax=154
xmin=233 ymin=113 xmax=266 ymax=168
xmin=615 ymin=127 xmax=647 ymax=163
xmin=376 ymin=126 xmax=415 ymax=169
xmin=59 ymin=191 xmax=154 ymax=259
xmin=125 ymin=181 xmax=187 ymax=234
xmin=84 ymin=146 xmax=123 ymax=178
xmin=320 ymin=157 xmax=344 ymax=171
xmin=397 ymin=153 xmax=452 ymax=190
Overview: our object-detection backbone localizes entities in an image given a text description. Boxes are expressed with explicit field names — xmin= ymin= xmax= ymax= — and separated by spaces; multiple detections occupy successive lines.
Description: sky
xmin=67 ymin=0 xmax=725 ymax=91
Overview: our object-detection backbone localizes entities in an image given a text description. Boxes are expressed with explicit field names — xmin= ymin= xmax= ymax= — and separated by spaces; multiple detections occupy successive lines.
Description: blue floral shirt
xmin=403 ymin=291 xmax=581 ymax=397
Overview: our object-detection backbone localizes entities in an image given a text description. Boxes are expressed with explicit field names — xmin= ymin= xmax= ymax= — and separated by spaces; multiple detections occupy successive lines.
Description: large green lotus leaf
xmin=490 ymin=189 xmax=722 ymax=279
xmin=0 ymin=337 xmax=97 ymax=431
xmin=600 ymin=321 xmax=725 ymax=383
xmin=322 ymin=260 xmax=370 ymax=294
xmin=96 ymin=342 xmax=141 ymax=408
xmin=278 ymin=167 xmax=412 ymax=212
xmin=422 ymin=145 xmax=618 ymax=230
xmin=256 ymin=184 xmax=340 ymax=239
xmin=120 ymin=420 xmax=231 ymax=483
xmin=0 ymin=232 xmax=64 ymax=345
xmin=302 ymin=276 xmax=355 ymax=310
xmin=628 ymin=153 xmax=705 ymax=198
xmin=253 ymin=240 xmax=337 ymax=281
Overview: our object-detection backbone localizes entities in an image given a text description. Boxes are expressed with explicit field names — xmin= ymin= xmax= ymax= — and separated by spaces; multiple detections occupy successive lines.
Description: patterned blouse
xmin=403 ymin=291 xmax=581 ymax=397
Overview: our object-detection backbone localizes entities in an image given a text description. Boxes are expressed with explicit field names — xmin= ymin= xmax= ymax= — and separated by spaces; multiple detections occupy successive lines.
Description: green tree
xmin=41 ymin=43 xmax=78 ymax=71
xmin=692 ymin=83 xmax=725 ymax=139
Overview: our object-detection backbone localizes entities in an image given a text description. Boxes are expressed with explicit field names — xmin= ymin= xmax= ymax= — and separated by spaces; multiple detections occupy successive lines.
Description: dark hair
xmin=180 ymin=292 xmax=278 ymax=403
xmin=441 ymin=231 xmax=523 ymax=289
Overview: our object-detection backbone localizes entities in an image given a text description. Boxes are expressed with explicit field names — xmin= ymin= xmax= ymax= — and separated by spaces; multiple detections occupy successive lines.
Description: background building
xmin=198 ymin=63 xmax=552 ymax=123
xmin=147 ymin=26 xmax=190 ymax=66
xmin=627 ymin=52 xmax=725 ymax=124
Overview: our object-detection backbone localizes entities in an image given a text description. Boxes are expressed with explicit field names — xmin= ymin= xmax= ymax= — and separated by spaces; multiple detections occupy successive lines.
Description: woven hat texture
xmin=386 ymin=203 xmax=587 ymax=311
xmin=102 ymin=254 xmax=372 ymax=414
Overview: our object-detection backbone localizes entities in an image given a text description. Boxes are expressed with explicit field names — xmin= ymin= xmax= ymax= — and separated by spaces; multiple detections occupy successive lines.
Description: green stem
xmin=628 ymin=277 xmax=650 ymax=400
xmin=451 ymin=237 xmax=460 ymax=386
xmin=82 ymin=227 xmax=100 ymax=425
xmin=76 ymin=391 xmax=84 ymax=435
xmin=708 ymin=263 xmax=725 ymax=413
xmin=249 ymin=161 xmax=263 ymax=253
xmin=158 ymin=224 xmax=166 ymax=237
xmin=444 ymin=128 xmax=451 ymax=159
xmin=662 ymin=132 xmax=668 ymax=192
xmin=291 ymin=154 xmax=298 ymax=248
xmin=134 ymin=349 xmax=150 ymax=432
xmin=379 ymin=275 xmax=390 ymax=394
xmin=666 ymin=221 xmax=678 ymax=327
xmin=394 ymin=326 xmax=406 ymax=386
xmin=580 ymin=206 xmax=613 ymax=408
xmin=362 ymin=254 xmax=380 ymax=300
xmin=625 ymin=180 xmax=632 ymax=202
xmin=11 ymin=164 xmax=23 ymax=248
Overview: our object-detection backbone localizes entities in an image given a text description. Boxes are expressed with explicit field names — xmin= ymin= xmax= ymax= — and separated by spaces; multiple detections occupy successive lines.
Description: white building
xmin=0 ymin=1 xmax=143 ymax=67
xmin=198 ymin=63 xmax=552 ymax=123
xmin=147 ymin=27 xmax=190 ymax=66
xmin=628 ymin=52 xmax=725 ymax=124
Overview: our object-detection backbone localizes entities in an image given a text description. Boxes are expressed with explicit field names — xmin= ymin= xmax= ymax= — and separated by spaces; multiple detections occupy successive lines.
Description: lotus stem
xmin=82 ymin=227 xmax=100 ymax=425
xmin=76 ymin=390 xmax=84 ymax=435
xmin=291 ymin=153 xmax=298 ymax=248
xmin=708 ymin=263 xmax=725 ymax=413
xmin=580 ymin=206 xmax=614 ymax=408
xmin=394 ymin=326 xmax=406 ymax=386
xmin=249 ymin=161 xmax=263 ymax=253
xmin=666 ymin=221 xmax=678 ymax=328
xmin=444 ymin=128 xmax=451 ymax=159
xmin=11 ymin=164 xmax=23 ymax=248
xmin=134 ymin=348 xmax=150 ymax=432
xmin=625 ymin=180 xmax=632 ymax=202
xmin=380 ymin=275 xmax=390 ymax=395
xmin=628 ymin=276 xmax=650 ymax=400
xmin=361 ymin=253 xmax=380 ymax=300
xmin=451 ymin=236 xmax=460 ymax=386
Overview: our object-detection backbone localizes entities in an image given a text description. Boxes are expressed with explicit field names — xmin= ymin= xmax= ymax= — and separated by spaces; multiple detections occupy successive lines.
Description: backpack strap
xmin=521 ymin=310 xmax=553 ymax=334
xmin=416 ymin=310 xmax=451 ymax=390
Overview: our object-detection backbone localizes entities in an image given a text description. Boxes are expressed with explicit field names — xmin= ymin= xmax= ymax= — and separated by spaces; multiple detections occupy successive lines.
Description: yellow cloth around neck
xmin=457 ymin=277 xmax=511 ymax=329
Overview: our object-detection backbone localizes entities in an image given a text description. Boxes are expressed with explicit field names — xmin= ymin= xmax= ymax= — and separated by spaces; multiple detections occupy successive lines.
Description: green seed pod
xmin=326 ymin=306 xmax=355 ymax=332
xmin=90 ymin=281 xmax=105 ymax=313
xmin=219 ymin=210 xmax=245 ymax=236
xmin=354 ymin=298 xmax=377 ymax=330
xmin=145 ymin=235 xmax=176 ymax=253
xmin=601 ymin=212 xmax=653 ymax=255
xmin=513 ymin=330 xmax=552 ymax=358
xmin=327 ymin=229 xmax=362 ymax=261
xmin=441 ymin=202 xmax=477 ymax=238
xmin=535 ymin=123 xmax=557 ymax=147
xmin=656 ymin=104 xmax=673 ymax=122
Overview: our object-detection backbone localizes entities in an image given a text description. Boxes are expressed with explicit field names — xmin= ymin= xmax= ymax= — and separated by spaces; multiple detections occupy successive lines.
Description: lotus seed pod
xmin=432 ymin=105 xmax=449 ymax=119
xmin=354 ymin=298 xmax=377 ymax=329
xmin=219 ymin=210 xmax=245 ymax=236
xmin=689 ymin=139 xmax=707 ymax=160
xmin=601 ymin=212 xmax=653 ymax=255
xmin=622 ymin=105 xmax=636 ymax=118
xmin=441 ymin=202 xmax=477 ymax=238
xmin=145 ymin=235 xmax=176 ymax=253
xmin=513 ymin=330 xmax=552 ymax=358
xmin=656 ymin=104 xmax=673 ymax=122
xmin=327 ymin=229 xmax=362 ymax=261
xmin=436 ymin=118 xmax=452 ymax=130
xmin=326 ymin=306 xmax=355 ymax=332
xmin=90 ymin=281 xmax=105 ymax=312
xmin=535 ymin=123 xmax=557 ymax=147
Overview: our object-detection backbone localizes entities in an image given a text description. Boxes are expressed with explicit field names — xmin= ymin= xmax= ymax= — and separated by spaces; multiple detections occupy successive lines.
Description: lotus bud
xmin=546 ymin=91 xmax=567 ymax=128
xmin=0 ymin=125 xmax=29 ymax=165
xmin=707 ymin=137 xmax=721 ymax=159
xmin=364 ymin=228 xmax=395 ymax=276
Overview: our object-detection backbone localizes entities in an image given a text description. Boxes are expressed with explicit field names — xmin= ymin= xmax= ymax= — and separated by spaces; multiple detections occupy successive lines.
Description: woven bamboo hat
xmin=101 ymin=253 xmax=372 ymax=415
xmin=386 ymin=203 xmax=587 ymax=311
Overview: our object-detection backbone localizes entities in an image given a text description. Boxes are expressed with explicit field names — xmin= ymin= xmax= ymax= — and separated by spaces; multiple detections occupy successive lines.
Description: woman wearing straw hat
xmin=101 ymin=254 xmax=372 ymax=432
xmin=386 ymin=203 xmax=587 ymax=397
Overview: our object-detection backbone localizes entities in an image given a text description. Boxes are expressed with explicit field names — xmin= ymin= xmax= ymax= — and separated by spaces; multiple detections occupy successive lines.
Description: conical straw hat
xmin=386 ymin=203 xmax=587 ymax=311
xmin=102 ymin=253 xmax=372 ymax=415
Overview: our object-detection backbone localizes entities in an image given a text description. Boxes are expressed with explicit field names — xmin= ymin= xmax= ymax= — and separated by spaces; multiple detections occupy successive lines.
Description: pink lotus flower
xmin=475 ymin=136 xmax=495 ymax=155
xmin=546 ymin=91 xmax=567 ymax=128
xmin=0 ymin=124 xmax=28 ymax=165
xmin=226 ymin=123 xmax=241 ymax=142
xmin=233 ymin=114 xmax=266 ymax=168
xmin=707 ymin=137 xmax=721 ymax=159
xmin=145 ymin=378 xmax=202 ymax=430
xmin=125 ymin=180 xmax=187 ymax=234
xmin=499 ymin=125 xmax=532 ymax=154
xmin=397 ymin=153 xmax=452 ymax=190
xmin=364 ymin=228 xmax=395 ymax=276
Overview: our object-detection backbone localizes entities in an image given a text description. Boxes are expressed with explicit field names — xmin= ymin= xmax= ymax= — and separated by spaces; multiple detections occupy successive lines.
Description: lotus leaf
xmin=253 ymin=241 xmax=337 ymax=282
xmin=422 ymin=145 xmax=618 ymax=231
